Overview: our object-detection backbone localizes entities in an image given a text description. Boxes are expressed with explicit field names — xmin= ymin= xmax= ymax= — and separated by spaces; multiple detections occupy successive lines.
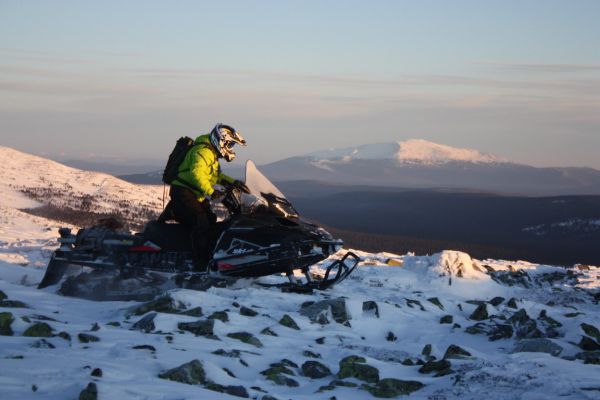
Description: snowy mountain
xmin=307 ymin=139 xmax=505 ymax=165
xmin=254 ymin=140 xmax=600 ymax=196
xmin=0 ymin=145 xmax=600 ymax=399
xmin=0 ymin=146 xmax=163 ymax=229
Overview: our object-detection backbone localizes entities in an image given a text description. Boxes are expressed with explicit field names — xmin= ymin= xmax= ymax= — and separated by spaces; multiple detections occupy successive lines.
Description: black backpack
xmin=162 ymin=136 xmax=196 ymax=184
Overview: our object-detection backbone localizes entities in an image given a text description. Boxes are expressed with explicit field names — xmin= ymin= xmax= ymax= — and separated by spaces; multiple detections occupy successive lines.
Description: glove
xmin=232 ymin=180 xmax=250 ymax=193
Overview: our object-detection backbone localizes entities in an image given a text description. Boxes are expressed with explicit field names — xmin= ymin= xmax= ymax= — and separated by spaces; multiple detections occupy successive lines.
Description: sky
xmin=0 ymin=0 xmax=599 ymax=168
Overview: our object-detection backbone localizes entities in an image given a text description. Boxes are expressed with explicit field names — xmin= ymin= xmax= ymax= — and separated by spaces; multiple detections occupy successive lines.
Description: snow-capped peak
xmin=306 ymin=139 xmax=505 ymax=166
xmin=396 ymin=139 xmax=504 ymax=165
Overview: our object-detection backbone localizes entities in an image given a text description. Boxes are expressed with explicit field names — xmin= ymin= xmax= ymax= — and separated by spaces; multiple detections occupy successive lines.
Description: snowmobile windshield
xmin=242 ymin=160 xmax=299 ymax=218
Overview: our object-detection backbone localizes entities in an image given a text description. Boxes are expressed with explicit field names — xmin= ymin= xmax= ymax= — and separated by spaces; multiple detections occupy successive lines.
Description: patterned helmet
xmin=209 ymin=123 xmax=246 ymax=162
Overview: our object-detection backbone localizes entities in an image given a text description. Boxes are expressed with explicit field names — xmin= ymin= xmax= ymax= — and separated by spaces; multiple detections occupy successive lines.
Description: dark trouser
xmin=168 ymin=185 xmax=216 ymax=271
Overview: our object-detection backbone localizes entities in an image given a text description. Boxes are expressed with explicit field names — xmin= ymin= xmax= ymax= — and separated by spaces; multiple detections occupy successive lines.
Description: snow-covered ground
xmin=1 ymin=147 xmax=599 ymax=399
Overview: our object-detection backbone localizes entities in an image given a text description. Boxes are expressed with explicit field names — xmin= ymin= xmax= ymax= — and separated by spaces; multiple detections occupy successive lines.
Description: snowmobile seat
xmin=143 ymin=220 xmax=193 ymax=252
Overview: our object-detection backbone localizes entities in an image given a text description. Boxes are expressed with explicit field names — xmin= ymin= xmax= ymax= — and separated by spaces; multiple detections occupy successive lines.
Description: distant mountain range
xmin=120 ymin=139 xmax=600 ymax=196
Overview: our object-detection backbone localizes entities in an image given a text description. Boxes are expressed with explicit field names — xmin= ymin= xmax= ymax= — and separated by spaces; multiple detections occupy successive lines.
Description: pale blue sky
xmin=1 ymin=0 xmax=599 ymax=167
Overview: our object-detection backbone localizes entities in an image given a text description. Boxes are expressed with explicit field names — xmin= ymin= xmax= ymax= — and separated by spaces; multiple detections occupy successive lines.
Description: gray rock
xmin=159 ymin=359 xmax=206 ymax=385
xmin=578 ymin=336 xmax=600 ymax=351
xmin=279 ymin=314 xmax=300 ymax=330
xmin=209 ymin=311 xmax=229 ymax=323
xmin=91 ymin=368 xmax=102 ymax=377
xmin=204 ymin=382 xmax=249 ymax=398
xmin=362 ymin=378 xmax=424 ymax=398
xmin=303 ymin=350 xmax=321 ymax=358
xmin=300 ymin=298 xmax=349 ymax=324
xmin=574 ymin=351 xmax=600 ymax=365
xmin=443 ymin=345 xmax=472 ymax=359
xmin=178 ymin=319 xmax=215 ymax=338
xmin=337 ymin=355 xmax=379 ymax=383
xmin=131 ymin=295 xmax=183 ymax=316
xmin=179 ymin=307 xmax=203 ymax=317
xmin=31 ymin=339 xmax=55 ymax=349
xmin=488 ymin=297 xmax=505 ymax=306
xmin=131 ymin=312 xmax=156 ymax=333
xmin=227 ymin=332 xmax=263 ymax=348
xmin=421 ymin=344 xmax=432 ymax=356
xmin=240 ymin=306 xmax=258 ymax=317
xmin=469 ymin=304 xmax=489 ymax=321
xmin=302 ymin=361 xmax=331 ymax=379
xmin=0 ymin=290 xmax=6 ymax=301
xmin=23 ymin=322 xmax=53 ymax=337
xmin=260 ymin=327 xmax=278 ymax=336
xmin=513 ymin=339 xmax=563 ymax=356
xmin=78 ymin=382 xmax=97 ymax=400
xmin=506 ymin=298 xmax=518 ymax=309
xmin=78 ymin=333 xmax=100 ymax=343
xmin=418 ymin=359 xmax=451 ymax=375
xmin=427 ymin=297 xmax=444 ymax=310
xmin=440 ymin=315 xmax=453 ymax=324
xmin=0 ymin=312 xmax=14 ymax=336
xmin=362 ymin=301 xmax=380 ymax=317
xmin=581 ymin=323 xmax=600 ymax=342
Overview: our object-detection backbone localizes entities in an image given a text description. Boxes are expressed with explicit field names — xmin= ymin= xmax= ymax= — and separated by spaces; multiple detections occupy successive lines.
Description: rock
xmin=386 ymin=332 xmax=397 ymax=342
xmin=315 ymin=337 xmax=325 ymax=344
xmin=204 ymin=382 xmax=249 ymax=398
xmin=362 ymin=378 xmax=424 ymax=398
xmin=79 ymin=382 xmax=98 ymax=400
xmin=427 ymin=297 xmax=444 ymax=310
xmin=337 ymin=355 xmax=379 ymax=383
xmin=209 ymin=311 xmax=229 ymax=323
xmin=262 ymin=396 xmax=280 ymax=400
xmin=303 ymin=350 xmax=321 ymax=358
xmin=91 ymin=368 xmax=103 ymax=377
xmin=260 ymin=327 xmax=278 ymax=336
xmin=31 ymin=339 xmax=55 ymax=349
xmin=506 ymin=298 xmax=518 ymax=309
xmin=279 ymin=314 xmax=300 ymax=330
xmin=58 ymin=331 xmax=71 ymax=341
xmin=362 ymin=301 xmax=380 ymax=317
xmin=131 ymin=312 xmax=156 ymax=333
xmin=240 ymin=306 xmax=258 ymax=317
xmin=32 ymin=384 xmax=38 ymax=392
xmin=581 ymin=323 xmax=600 ymax=342
xmin=443 ymin=345 xmax=472 ymax=359
xmin=539 ymin=310 xmax=562 ymax=328
xmin=178 ymin=319 xmax=216 ymax=338
xmin=302 ymin=361 xmax=331 ymax=379
xmin=510 ymin=309 xmax=543 ymax=339
xmin=106 ymin=321 xmax=121 ymax=327
xmin=159 ymin=359 xmax=206 ymax=385
xmin=300 ymin=298 xmax=349 ymax=324
xmin=0 ymin=299 xmax=28 ymax=308
xmin=488 ymin=297 xmax=505 ymax=306
xmin=575 ymin=351 xmax=600 ymax=365
xmin=466 ymin=322 xmax=513 ymax=341
xmin=78 ymin=333 xmax=100 ymax=343
xmin=401 ymin=359 xmax=414 ymax=366
xmin=469 ymin=304 xmax=489 ymax=321
xmin=418 ymin=359 xmax=451 ymax=374
xmin=0 ymin=312 xmax=14 ymax=336
xmin=90 ymin=323 xmax=100 ymax=332
xmin=513 ymin=339 xmax=563 ymax=356
xmin=212 ymin=349 xmax=242 ymax=358
xmin=0 ymin=289 xmax=6 ymax=300
xmin=440 ymin=315 xmax=453 ymax=324
xmin=179 ymin=307 xmax=203 ymax=317
xmin=227 ymin=332 xmax=263 ymax=348
xmin=490 ymin=269 xmax=531 ymax=287
xmin=578 ymin=336 xmax=600 ymax=351
xmin=405 ymin=298 xmax=425 ymax=311
xmin=131 ymin=295 xmax=182 ymax=316
xmin=23 ymin=322 xmax=53 ymax=337
xmin=264 ymin=374 xmax=299 ymax=387
xmin=421 ymin=344 xmax=432 ymax=356
xmin=132 ymin=344 xmax=156 ymax=352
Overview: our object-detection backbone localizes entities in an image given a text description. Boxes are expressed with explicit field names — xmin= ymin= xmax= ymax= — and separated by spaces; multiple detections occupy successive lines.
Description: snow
xmin=1 ymin=147 xmax=600 ymax=399
xmin=306 ymin=139 xmax=505 ymax=166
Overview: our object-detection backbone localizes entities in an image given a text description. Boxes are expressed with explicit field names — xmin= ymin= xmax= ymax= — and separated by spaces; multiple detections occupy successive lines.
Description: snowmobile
xmin=38 ymin=161 xmax=359 ymax=300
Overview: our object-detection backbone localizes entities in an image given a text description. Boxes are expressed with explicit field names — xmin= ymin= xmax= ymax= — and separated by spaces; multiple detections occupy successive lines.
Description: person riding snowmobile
xmin=164 ymin=123 xmax=246 ymax=271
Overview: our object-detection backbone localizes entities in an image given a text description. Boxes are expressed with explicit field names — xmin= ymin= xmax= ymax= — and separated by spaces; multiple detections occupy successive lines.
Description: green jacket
xmin=172 ymin=134 xmax=235 ymax=200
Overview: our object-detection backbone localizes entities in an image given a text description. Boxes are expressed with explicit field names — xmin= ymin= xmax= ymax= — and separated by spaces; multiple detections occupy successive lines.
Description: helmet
xmin=209 ymin=123 xmax=246 ymax=162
